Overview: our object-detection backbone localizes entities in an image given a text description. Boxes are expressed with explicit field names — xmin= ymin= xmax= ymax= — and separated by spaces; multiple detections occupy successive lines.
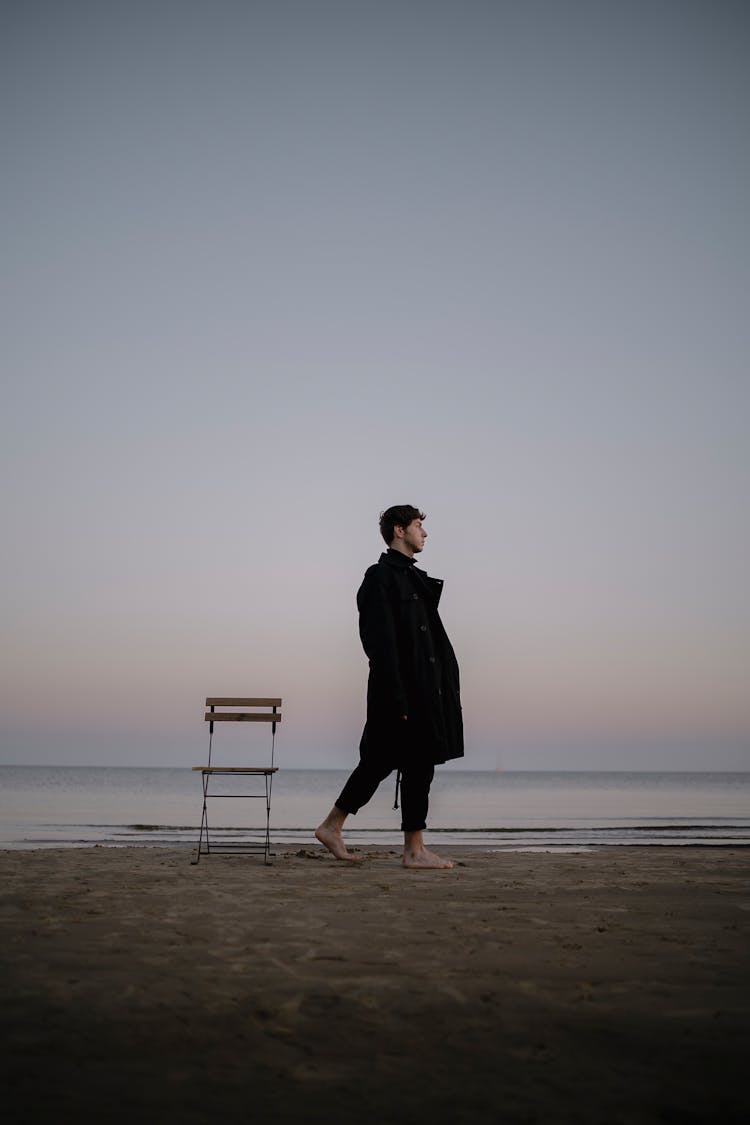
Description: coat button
xmin=420 ymin=625 xmax=427 ymax=632
xmin=429 ymin=656 xmax=436 ymax=663
xmin=412 ymin=593 xmax=418 ymax=600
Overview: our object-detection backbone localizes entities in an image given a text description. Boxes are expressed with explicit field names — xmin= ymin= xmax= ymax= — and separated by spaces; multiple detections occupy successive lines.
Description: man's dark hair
xmin=379 ymin=505 xmax=426 ymax=546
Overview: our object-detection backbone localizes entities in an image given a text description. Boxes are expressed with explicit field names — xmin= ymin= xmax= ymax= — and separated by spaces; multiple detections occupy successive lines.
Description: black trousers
xmin=335 ymin=756 xmax=435 ymax=833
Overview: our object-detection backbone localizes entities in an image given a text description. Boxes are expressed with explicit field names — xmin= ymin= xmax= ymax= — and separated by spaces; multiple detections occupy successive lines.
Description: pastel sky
xmin=3 ymin=0 xmax=748 ymax=770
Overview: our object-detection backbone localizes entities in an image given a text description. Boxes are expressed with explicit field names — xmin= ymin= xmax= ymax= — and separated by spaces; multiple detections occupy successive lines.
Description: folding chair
xmin=191 ymin=697 xmax=281 ymax=864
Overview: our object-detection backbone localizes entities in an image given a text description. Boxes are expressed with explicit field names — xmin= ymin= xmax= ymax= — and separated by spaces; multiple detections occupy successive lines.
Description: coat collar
xmin=381 ymin=548 xmax=417 ymax=569
xmin=380 ymin=549 xmax=444 ymax=603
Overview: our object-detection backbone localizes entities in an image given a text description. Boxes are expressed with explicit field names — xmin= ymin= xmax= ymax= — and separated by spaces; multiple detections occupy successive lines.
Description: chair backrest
xmin=205 ymin=698 xmax=282 ymax=728
xmin=204 ymin=698 xmax=282 ymax=768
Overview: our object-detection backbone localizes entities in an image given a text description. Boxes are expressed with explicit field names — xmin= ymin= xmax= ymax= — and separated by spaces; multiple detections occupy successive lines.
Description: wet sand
xmin=1 ymin=846 xmax=748 ymax=1124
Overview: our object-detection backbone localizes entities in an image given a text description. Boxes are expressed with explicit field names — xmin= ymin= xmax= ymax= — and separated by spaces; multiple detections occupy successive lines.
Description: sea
xmin=1 ymin=766 xmax=749 ymax=851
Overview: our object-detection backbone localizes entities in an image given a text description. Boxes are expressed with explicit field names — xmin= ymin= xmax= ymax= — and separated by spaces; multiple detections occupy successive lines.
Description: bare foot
xmin=402 ymin=846 xmax=454 ymax=870
xmin=315 ymin=823 xmax=364 ymax=863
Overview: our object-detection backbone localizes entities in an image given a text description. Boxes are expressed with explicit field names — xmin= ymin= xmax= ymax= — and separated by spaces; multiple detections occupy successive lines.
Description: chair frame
xmin=191 ymin=697 xmax=281 ymax=865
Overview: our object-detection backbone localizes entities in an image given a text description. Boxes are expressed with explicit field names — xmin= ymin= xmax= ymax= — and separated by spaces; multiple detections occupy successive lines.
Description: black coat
xmin=357 ymin=549 xmax=464 ymax=767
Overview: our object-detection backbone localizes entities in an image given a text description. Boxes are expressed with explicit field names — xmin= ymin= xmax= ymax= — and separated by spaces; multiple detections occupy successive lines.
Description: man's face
xmin=400 ymin=518 xmax=427 ymax=556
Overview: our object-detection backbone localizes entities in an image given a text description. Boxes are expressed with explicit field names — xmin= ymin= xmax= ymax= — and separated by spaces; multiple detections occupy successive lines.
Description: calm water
xmin=1 ymin=766 xmax=749 ymax=851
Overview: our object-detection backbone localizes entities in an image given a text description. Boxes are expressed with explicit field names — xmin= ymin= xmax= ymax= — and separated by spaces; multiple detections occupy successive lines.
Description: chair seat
xmin=192 ymin=766 xmax=279 ymax=774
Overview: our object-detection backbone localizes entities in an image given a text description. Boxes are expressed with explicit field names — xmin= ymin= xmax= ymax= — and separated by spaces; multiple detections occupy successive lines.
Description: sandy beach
xmin=1 ymin=845 xmax=748 ymax=1124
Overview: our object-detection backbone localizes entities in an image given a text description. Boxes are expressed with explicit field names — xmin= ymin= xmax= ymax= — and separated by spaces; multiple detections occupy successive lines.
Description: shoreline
xmin=2 ymin=846 xmax=748 ymax=1123
xmin=3 ymin=840 xmax=750 ymax=853
xmin=2 ymin=834 xmax=749 ymax=851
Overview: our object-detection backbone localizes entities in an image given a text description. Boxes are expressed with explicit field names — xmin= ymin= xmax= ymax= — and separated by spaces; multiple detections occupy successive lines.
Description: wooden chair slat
xmin=192 ymin=766 xmax=279 ymax=773
xmin=205 ymin=697 xmax=282 ymax=707
xmin=204 ymin=712 xmax=282 ymax=723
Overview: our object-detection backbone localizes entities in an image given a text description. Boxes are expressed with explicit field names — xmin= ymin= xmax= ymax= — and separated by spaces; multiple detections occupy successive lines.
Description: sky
xmin=2 ymin=0 xmax=749 ymax=771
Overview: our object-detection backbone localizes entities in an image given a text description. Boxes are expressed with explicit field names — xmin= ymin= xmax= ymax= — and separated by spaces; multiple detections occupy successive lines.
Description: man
xmin=316 ymin=505 xmax=463 ymax=869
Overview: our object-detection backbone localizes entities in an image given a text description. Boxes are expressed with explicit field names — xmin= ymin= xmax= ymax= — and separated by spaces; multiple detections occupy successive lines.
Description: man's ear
xmin=392 ymin=524 xmax=405 ymax=540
